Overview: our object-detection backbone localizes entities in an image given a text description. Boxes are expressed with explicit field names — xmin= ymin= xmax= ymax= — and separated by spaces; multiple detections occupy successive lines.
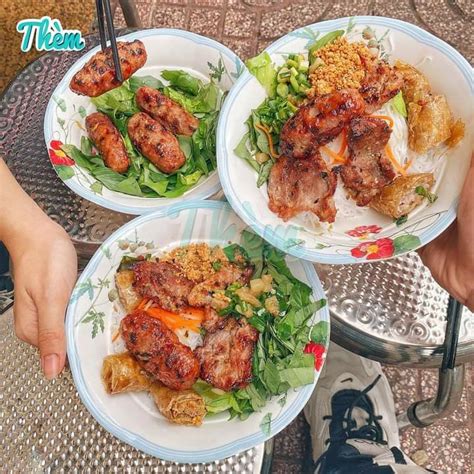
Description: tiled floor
xmin=1 ymin=0 xmax=473 ymax=472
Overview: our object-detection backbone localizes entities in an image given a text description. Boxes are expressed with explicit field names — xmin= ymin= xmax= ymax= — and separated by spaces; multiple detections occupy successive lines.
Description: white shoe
xmin=304 ymin=341 xmax=400 ymax=465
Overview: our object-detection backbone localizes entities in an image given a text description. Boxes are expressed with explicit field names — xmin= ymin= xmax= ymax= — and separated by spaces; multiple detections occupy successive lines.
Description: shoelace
xmin=315 ymin=375 xmax=386 ymax=471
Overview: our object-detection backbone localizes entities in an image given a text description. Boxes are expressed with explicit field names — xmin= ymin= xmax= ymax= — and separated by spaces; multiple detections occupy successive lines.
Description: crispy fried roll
xmin=101 ymin=352 xmax=151 ymax=394
xmin=149 ymin=382 xmax=206 ymax=426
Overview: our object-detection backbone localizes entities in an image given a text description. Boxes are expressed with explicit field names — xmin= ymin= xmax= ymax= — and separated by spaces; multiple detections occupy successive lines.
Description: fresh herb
xmin=223 ymin=243 xmax=247 ymax=262
xmin=212 ymin=261 xmax=222 ymax=271
xmin=234 ymin=132 xmax=259 ymax=172
xmin=164 ymin=81 xmax=219 ymax=114
xmin=395 ymin=214 xmax=408 ymax=226
xmin=415 ymin=186 xmax=438 ymax=203
xmin=128 ymin=75 xmax=164 ymax=92
xmin=202 ymin=234 xmax=327 ymax=420
xmin=161 ymin=69 xmax=203 ymax=95
xmin=310 ymin=321 xmax=329 ymax=345
xmin=91 ymin=82 xmax=139 ymax=115
xmin=257 ymin=160 xmax=273 ymax=187
xmin=391 ymin=91 xmax=407 ymax=118
xmin=308 ymin=30 xmax=344 ymax=64
xmin=55 ymin=165 xmax=74 ymax=180
xmin=245 ymin=51 xmax=277 ymax=98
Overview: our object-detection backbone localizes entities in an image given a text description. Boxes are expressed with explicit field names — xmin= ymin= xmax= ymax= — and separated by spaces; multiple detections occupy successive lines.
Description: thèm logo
xmin=16 ymin=16 xmax=85 ymax=52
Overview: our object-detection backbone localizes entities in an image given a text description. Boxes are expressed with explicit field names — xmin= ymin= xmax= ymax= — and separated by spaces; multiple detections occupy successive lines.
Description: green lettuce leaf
xmin=391 ymin=91 xmax=407 ymax=118
xmin=128 ymin=75 xmax=164 ymax=92
xmin=161 ymin=69 xmax=203 ymax=95
xmin=245 ymin=51 xmax=277 ymax=98
xmin=91 ymin=82 xmax=139 ymax=115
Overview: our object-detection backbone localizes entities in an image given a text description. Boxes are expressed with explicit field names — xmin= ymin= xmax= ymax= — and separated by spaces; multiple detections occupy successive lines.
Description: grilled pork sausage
xmin=121 ymin=310 xmax=200 ymax=391
xmin=70 ymin=40 xmax=147 ymax=97
xmin=127 ymin=112 xmax=186 ymax=174
xmin=85 ymin=112 xmax=130 ymax=173
xmin=135 ymin=86 xmax=199 ymax=137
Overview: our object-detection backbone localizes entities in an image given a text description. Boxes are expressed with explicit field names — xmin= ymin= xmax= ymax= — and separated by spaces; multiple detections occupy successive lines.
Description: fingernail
xmin=42 ymin=354 xmax=60 ymax=380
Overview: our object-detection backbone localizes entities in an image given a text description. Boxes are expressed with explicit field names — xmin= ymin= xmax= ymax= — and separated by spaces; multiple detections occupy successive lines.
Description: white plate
xmin=44 ymin=29 xmax=243 ymax=215
xmin=66 ymin=200 xmax=329 ymax=462
xmin=217 ymin=16 xmax=473 ymax=264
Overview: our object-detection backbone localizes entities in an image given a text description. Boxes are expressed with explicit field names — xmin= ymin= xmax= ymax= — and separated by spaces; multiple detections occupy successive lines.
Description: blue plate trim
xmin=44 ymin=29 xmax=243 ymax=215
xmin=66 ymin=200 xmax=330 ymax=463
xmin=217 ymin=16 xmax=474 ymax=264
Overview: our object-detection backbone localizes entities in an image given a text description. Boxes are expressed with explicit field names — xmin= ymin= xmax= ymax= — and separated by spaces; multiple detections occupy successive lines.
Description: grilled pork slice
xmin=341 ymin=116 xmax=396 ymax=206
xmin=370 ymin=173 xmax=435 ymax=219
xmin=195 ymin=317 xmax=258 ymax=391
xmin=133 ymin=261 xmax=194 ymax=312
xmin=201 ymin=307 xmax=227 ymax=332
xmin=135 ymin=86 xmax=199 ymax=137
xmin=128 ymin=112 xmax=186 ymax=174
xmin=115 ymin=270 xmax=141 ymax=313
xmin=280 ymin=88 xmax=365 ymax=158
xmin=86 ymin=112 xmax=130 ymax=173
xmin=267 ymin=153 xmax=337 ymax=223
xmin=70 ymin=40 xmax=147 ymax=97
xmin=359 ymin=59 xmax=403 ymax=113
xmin=187 ymin=264 xmax=254 ymax=310
xmin=121 ymin=310 xmax=200 ymax=391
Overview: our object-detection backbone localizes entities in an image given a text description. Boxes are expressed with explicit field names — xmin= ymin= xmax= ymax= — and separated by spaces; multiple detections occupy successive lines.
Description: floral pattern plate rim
xmin=66 ymin=200 xmax=330 ymax=463
xmin=44 ymin=28 xmax=243 ymax=215
xmin=217 ymin=16 xmax=473 ymax=264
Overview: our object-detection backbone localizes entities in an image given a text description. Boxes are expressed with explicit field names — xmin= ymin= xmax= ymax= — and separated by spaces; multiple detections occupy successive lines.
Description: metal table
xmin=1 ymin=24 xmax=473 ymax=472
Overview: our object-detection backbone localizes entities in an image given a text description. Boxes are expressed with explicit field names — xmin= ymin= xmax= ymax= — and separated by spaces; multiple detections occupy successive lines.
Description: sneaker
xmin=304 ymin=341 xmax=400 ymax=469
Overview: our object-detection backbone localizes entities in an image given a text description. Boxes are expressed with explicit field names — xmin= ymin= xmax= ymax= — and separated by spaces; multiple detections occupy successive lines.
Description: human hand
xmin=0 ymin=159 xmax=78 ymax=379
xmin=419 ymin=154 xmax=474 ymax=311
xmin=10 ymin=220 xmax=77 ymax=379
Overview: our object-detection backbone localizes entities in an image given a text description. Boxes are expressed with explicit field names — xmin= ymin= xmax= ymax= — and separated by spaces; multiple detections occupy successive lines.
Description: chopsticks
xmin=441 ymin=296 xmax=464 ymax=372
xmin=95 ymin=0 xmax=123 ymax=83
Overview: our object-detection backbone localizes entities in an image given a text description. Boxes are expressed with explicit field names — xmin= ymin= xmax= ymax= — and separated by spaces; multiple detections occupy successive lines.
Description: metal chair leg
xmin=117 ymin=0 xmax=142 ymax=27
xmin=397 ymin=364 xmax=465 ymax=429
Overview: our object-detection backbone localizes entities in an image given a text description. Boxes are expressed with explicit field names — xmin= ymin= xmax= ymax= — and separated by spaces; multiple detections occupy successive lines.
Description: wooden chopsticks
xmin=441 ymin=296 xmax=463 ymax=372
xmin=95 ymin=0 xmax=123 ymax=83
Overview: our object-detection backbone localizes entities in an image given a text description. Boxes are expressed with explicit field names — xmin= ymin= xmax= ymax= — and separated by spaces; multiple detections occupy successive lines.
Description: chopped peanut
xmin=308 ymin=37 xmax=375 ymax=97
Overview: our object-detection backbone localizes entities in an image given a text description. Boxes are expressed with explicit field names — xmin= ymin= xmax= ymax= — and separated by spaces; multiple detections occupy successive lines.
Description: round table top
xmin=1 ymin=32 xmax=472 ymax=368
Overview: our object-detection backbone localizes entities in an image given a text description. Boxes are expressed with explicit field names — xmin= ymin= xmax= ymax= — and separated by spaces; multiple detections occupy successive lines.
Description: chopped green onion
xmin=299 ymin=60 xmax=309 ymax=73
xmin=415 ymin=186 xmax=438 ymax=204
xmin=290 ymin=67 xmax=298 ymax=77
xmin=287 ymin=101 xmax=298 ymax=112
xmin=277 ymin=68 xmax=291 ymax=82
xmin=290 ymin=76 xmax=300 ymax=93
xmin=297 ymin=73 xmax=307 ymax=83
xmin=276 ymin=82 xmax=289 ymax=98
xmin=286 ymin=59 xmax=299 ymax=69
xmin=299 ymin=84 xmax=309 ymax=93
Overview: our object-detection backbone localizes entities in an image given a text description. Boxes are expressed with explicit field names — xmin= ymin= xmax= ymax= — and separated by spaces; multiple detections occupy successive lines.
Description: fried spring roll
xmin=149 ymin=382 xmax=206 ymax=426
xmin=102 ymin=353 xmax=151 ymax=394
xmin=115 ymin=270 xmax=141 ymax=313
xmin=370 ymin=173 xmax=435 ymax=219
xmin=102 ymin=352 xmax=206 ymax=426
